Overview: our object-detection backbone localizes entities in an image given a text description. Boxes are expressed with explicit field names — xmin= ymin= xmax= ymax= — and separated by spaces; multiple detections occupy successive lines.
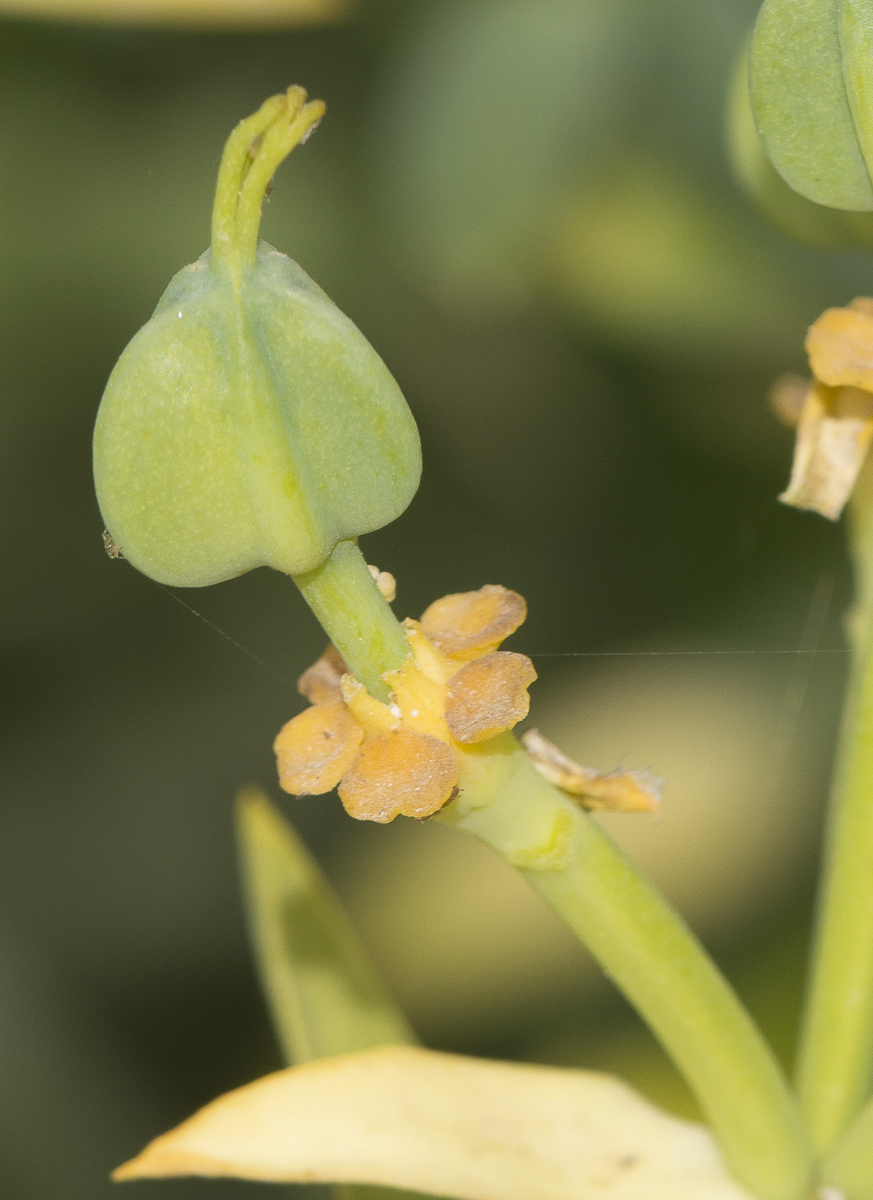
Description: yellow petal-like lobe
xmin=338 ymin=728 xmax=459 ymax=822
xmin=402 ymin=618 xmax=456 ymax=684
xmin=806 ymin=301 xmax=873 ymax=392
xmin=522 ymin=730 xmax=662 ymax=816
xmin=383 ymin=654 xmax=451 ymax=741
xmin=779 ymin=381 xmax=873 ymax=520
xmin=340 ymin=674 xmax=397 ymax=735
xmin=113 ymin=1045 xmax=754 ymax=1200
xmin=420 ymin=585 xmax=527 ymax=661
xmin=274 ymin=699 xmax=363 ymax=795
xmin=445 ymin=652 xmax=537 ymax=744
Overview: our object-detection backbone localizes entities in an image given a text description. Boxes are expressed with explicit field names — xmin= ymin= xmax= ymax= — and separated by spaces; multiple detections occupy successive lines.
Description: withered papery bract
xmin=779 ymin=298 xmax=873 ymax=519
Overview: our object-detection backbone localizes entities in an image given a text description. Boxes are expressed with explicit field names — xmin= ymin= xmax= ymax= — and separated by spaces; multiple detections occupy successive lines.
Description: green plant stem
xmin=293 ymin=539 xmax=409 ymax=701
xmin=441 ymin=741 xmax=812 ymax=1200
xmin=795 ymin=476 xmax=873 ymax=1155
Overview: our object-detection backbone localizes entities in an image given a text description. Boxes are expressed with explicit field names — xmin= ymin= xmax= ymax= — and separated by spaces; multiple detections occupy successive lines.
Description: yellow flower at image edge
xmin=777 ymin=297 xmax=873 ymax=520
xmin=275 ymin=584 xmax=536 ymax=822
xmin=275 ymin=582 xmax=663 ymax=823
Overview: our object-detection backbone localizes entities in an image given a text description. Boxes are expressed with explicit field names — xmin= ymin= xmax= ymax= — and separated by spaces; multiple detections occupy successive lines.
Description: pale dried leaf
xmin=114 ymin=1045 xmax=753 ymax=1200
xmin=779 ymin=382 xmax=873 ymax=519
xmin=338 ymin=729 xmax=459 ymax=822
xmin=445 ymin=652 xmax=537 ymax=743
xmin=522 ymin=730 xmax=661 ymax=815
xmin=420 ymin=586 xmax=526 ymax=660
xmin=0 ymin=0 xmax=349 ymax=27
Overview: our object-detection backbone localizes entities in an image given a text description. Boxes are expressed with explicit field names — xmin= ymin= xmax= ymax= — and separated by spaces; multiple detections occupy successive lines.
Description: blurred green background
xmin=0 ymin=0 xmax=868 ymax=1194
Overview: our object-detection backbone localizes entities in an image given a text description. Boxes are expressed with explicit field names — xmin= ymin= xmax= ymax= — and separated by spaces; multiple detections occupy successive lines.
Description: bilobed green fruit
xmin=728 ymin=38 xmax=873 ymax=248
xmin=93 ymin=88 xmax=421 ymax=588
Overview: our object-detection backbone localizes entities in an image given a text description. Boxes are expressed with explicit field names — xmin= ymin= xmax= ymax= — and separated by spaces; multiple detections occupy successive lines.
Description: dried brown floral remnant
xmin=274 ymin=699 xmax=364 ymax=795
xmin=274 ymin=584 xmax=537 ymax=823
xmin=778 ymin=298 xmax=873 ymax=520
xmin=522 ymin=729 xmax=662 ymax=815
xmin=297 ymin=643 xmax=346 ymax=703
xmin=102 ymin=529 xmax=124 ymax=558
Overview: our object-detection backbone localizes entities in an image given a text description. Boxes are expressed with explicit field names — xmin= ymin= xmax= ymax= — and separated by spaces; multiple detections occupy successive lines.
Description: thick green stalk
xmin=795 ymin=473 xmax=873 ymax=1154
xmin=293 ymin=539 xmax=410 ymax=701
xmin=441 ymin=741 xmax=812 ymax=1200
xmin=821 ymin=1092 xmax=873 ymax=1199
xmin=291 ymin=553 xmax=811 ymax=1196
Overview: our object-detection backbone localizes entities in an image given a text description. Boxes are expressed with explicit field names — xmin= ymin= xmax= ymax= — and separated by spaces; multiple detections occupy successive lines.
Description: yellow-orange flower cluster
xmin=274 ymin=585 xmax=536 ymax=822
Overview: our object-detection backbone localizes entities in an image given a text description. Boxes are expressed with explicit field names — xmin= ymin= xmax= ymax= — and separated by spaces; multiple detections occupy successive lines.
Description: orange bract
xmin=445 ymin=652 xmax=537 ymax=743
xmin=338 ymin=727 xmax=459 ymax=822
xmin=420 ymin=585 xmax=526 ymax=660
xmin=274 ymin=699 xmax=364 ymax=795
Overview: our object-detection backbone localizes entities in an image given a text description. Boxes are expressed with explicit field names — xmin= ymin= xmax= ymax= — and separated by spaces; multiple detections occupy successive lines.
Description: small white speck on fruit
xmin=177 ymin=311 xmax=183 ymax=318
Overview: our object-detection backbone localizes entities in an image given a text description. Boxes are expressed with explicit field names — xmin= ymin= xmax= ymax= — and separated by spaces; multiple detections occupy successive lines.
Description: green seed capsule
xmin=93 ymin=88 xmax=421 ymax=587
xmin=728 ymin=38 xmax=873 ymax=249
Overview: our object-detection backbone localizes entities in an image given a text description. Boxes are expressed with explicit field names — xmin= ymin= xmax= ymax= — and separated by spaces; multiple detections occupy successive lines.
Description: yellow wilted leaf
xmin=0 ymin=0 xmax=348 ymax=28
xmin=114 ymin=1045 xmax=754 ymax=1200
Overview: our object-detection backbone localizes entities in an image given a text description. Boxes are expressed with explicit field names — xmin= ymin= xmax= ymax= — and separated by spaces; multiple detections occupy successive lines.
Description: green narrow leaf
xmin=728 ymin=37 xmax=873 ymax=247
xmin=750 ymin=0 xmax=873 ymax=210
xmin=236 ymin=789 xmax=429 ymax=1200
xmin=821 ymin=1093 xmax=873 ymax=1197
xmin=235 ymin=787 xmax=417 ymax=1063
